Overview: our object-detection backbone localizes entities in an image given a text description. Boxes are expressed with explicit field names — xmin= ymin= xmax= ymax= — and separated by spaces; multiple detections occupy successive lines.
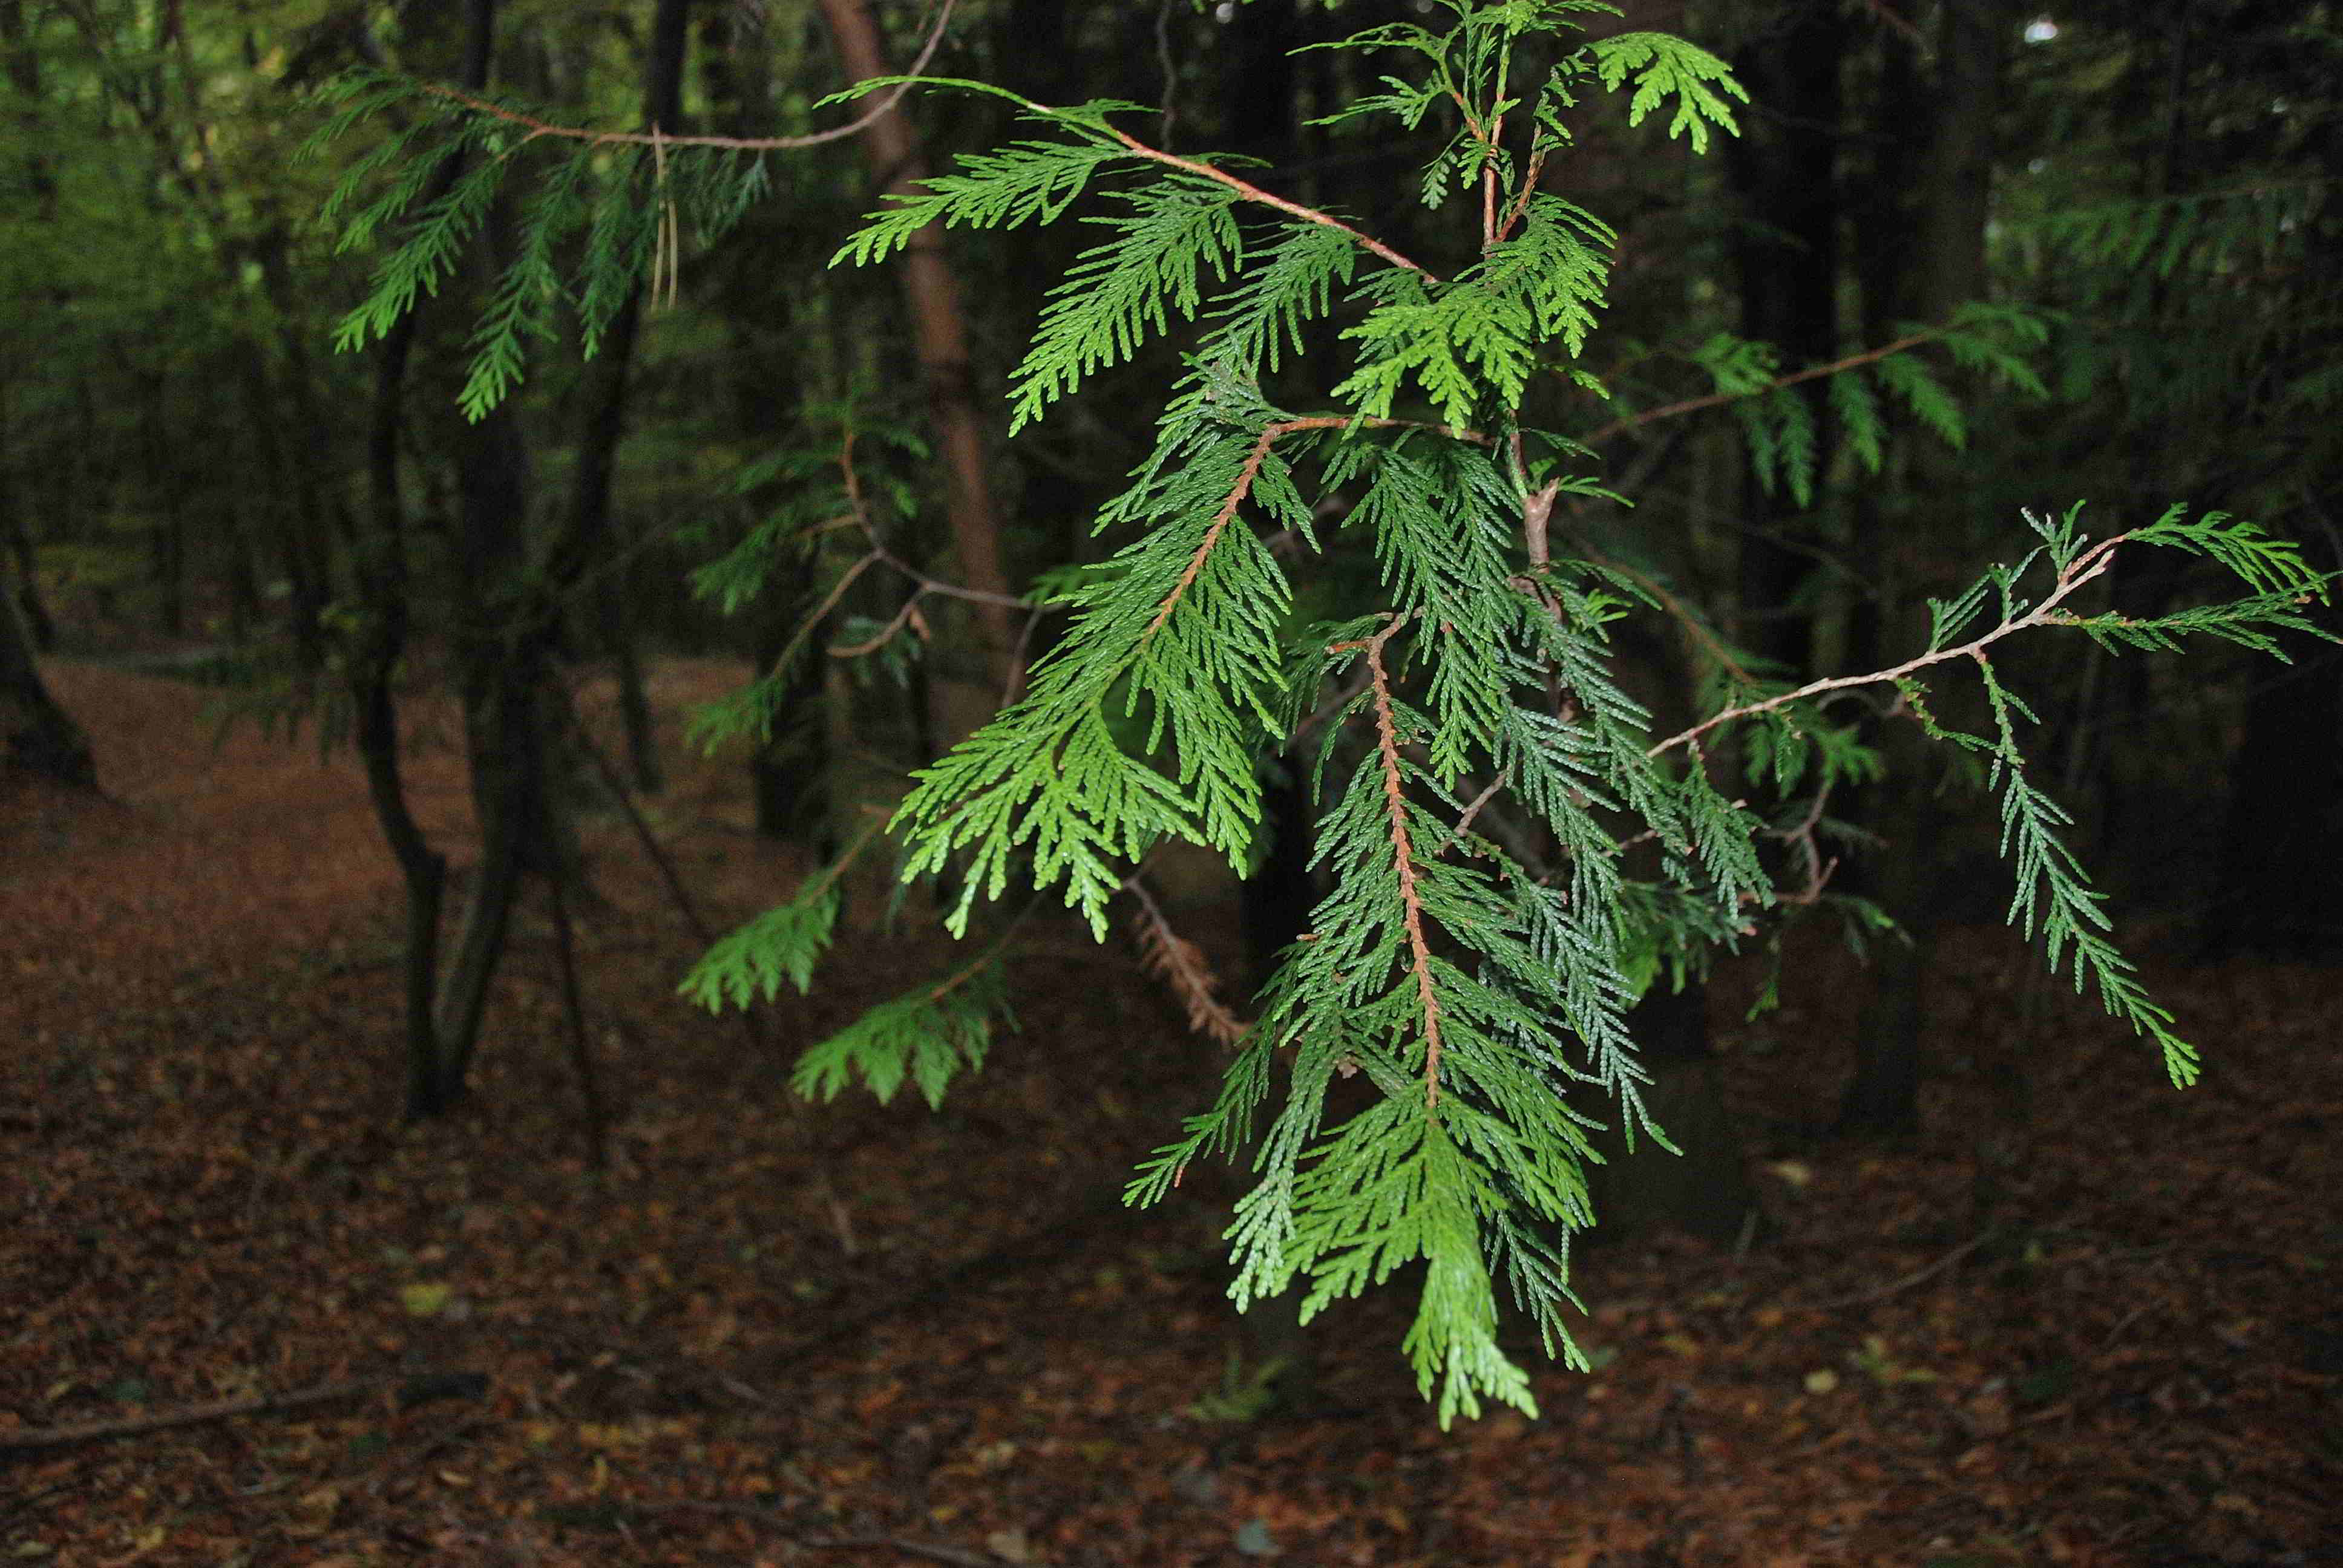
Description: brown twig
xmin=1144 ymin=413 xmax=1480 ymax=644
xmin=1332 ymin=614 xmax=1445 ymax=1107
xmin=1647 ymin=532 xmax=2131 ymax=760
xmin=410 ymin=0 xmax=959 ymax=154
xmin=545 ymin=867 xmax=609 ymax=1171
xmin=1860 ymin=0 xmax=1929 ymax=49
xmin=1581 ymin=329 xmax=1945 ymax=448
xmin=0 ymin=1375 xmax=474 ymax=1452
xmin=1125 ymin=875 xmax=1250 ymax=1046
xmin=1143 ymin=420 xmax=1297 ymax=639
xmin=1448 ymin=770 xmax=1510 ymax=849
xmin=759 ymin=433 xmax=1036 ymax=675
xmin=1099 ymin=129 xmax=1437 ymax=282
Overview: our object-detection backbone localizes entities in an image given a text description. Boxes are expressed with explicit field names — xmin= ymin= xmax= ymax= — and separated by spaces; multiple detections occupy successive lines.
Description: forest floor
xmin=2 ymin=658 xmax=2338 ymax=1568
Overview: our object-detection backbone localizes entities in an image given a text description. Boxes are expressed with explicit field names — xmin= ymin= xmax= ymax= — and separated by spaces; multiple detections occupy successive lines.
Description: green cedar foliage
xmin=308 ymin=68 xmax=772 ymax=422
xmin=315 ymin=2 xmax=2333 ymax=1427
xmin=749 ymin=2 xmax=2323 ymax=1426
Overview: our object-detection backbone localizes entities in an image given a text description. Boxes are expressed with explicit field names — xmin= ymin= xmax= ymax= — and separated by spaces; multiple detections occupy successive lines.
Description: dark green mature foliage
xmin=310 ymin=68 xmax=772 ymax=422
xmin=321 ymin=1 xmax=2332 ymax=1426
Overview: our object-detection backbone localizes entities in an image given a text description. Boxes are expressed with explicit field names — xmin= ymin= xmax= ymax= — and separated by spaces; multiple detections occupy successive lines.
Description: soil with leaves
xmin=3 ymin=660 xmax=2336 ymax=1567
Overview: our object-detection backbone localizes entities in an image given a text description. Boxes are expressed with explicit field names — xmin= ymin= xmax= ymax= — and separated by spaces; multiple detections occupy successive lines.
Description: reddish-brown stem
xmin=1101 ymin=128 xmax=1438 ymax=282
xmin=1144 ymin=414 xmax=1484 ymax=642
xmin=1333 ymin=615 xmax=1446 ymax=1108
xmin=1494 ymin=145 xmax=1544 ymax=246
xmin=1581 ymin=329 xmax=1944 ymax=447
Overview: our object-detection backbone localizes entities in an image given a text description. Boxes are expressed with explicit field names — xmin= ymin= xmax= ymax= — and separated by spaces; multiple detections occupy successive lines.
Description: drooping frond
xmin=1009 ymin=182 xmax=1245 ymax=431
xmin=1582 ymin=31 xmax=1748 ymax=152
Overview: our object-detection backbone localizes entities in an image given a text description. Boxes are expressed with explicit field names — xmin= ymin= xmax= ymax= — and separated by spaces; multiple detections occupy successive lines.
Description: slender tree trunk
xmin=2208 ymin=637 xmax=2343 ymax=957
xmin=437 ymin=395 xmax=545 ymax=1102
xmin=1 ymin=6 xmax=56 ymax=654
xmin=1 ymin=392 xmax=56 ymax=652
xmin=815 ymin=0 xmax=1020 ymax=700
xmin=561 ymin=0 xmax=693 ymax=798
xmin=1728 ymin=1 xmax=1841 ymax=678
xmin=0 ymin=576 xmax=93 ymax=789
xmin=1838 ymin=0 xmax=2015 ymax=1137
xmin=4 ymin=512 xmax=50 ymax=652
xmin=353 ymin=198 xmax=450 ymax=1120
xmin=344 ymin=0 xmax=555 ymax=1120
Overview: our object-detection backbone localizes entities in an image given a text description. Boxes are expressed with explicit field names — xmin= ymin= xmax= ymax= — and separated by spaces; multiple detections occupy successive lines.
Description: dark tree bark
xmin=2 ymin=508 xmax=50 ymax=652
xmin=338 ymin=0 xmax=565 ymax=1120
xmin=0 ymin=394 xmax=56 ymax=652
xmin=350 ymin=166 xmax=450 ymax=1122
xmin=435 ymin=399 xmax=543 ymax=1100
xmin=1586 ymin=978 xmax=1760 ymax=1246
xmin=1837 ymin=0 xmax=2016 ymax=1138
xmin=1 ymin=4 xmax=57 ymax=658
xmin=1728 ymin=0 xmax=1841 ymax=678
xmin=562 ymin=0 xmax=693 ymax=799
xmin=2207 ymin=642 xmax=2343 ymax=957
xmin=0 ymin=576 xmax=93 ymax=789
xmin=816 ymin=0 xmax=1020 ymax=700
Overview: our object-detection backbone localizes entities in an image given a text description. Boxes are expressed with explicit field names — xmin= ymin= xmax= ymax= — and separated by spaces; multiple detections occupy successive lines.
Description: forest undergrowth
xmin=1 ymin=660 xmax=2335 ymax=1567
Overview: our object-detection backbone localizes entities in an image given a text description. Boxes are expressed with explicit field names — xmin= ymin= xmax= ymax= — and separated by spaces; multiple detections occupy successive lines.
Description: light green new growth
xmin=789 ymin=961 xmax=1009 ymax=1113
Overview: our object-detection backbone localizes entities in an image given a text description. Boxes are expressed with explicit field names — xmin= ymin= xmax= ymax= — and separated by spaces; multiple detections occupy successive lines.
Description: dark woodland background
xmin=1 ymin=1 xmax=2338 ymax=1564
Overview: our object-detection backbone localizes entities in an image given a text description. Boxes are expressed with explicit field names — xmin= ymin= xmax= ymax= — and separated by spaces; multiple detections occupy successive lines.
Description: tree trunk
xmin=437 ymin=386 xmax=548 ymax=1105
xmin=346 ymin=0 xmax=557 ymax=1120
xmin=815 ymin=0 xmax=1020 ymax=702
xmin=2207 ymin=642 xmax=2343 ymax=957
xmin=1728 ymin=1 xmax=1841 ymax=678
xmin=1837 ymin=0 xmax=2015 ymax=1137
xmin=351 ymin=172 xmax=449 ymax=1119
xmin=1585 ymin=978 xmax=1760 ymax=1246
xmin=0 ymin=399 xmax=56 ymax=652
xmin=560 ymin=0 xmax=693 ymax=799
xmin=0 ymin=576 xmax=93 ymax=789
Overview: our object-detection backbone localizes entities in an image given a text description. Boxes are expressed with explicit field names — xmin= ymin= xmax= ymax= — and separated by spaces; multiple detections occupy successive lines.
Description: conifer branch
xmin=801 ymin=811 xmax=893 ymax=904
xmin=1142 ymin=421 xmax=1294 ymax=640
xmin=1126 ymin=877 xmax=1250 ymax=1047
xmin=407 ymin=0 xmax=961 ymax=152
xmin=1648 ymin=530 xmax=2129 ymax=759
xmin=1098 ymin=129 xmax=1440 ymax=283
xmin=1335 ymin=614 xmax=1446 ymax=1108
xmin=1141 ymin=414 xmax=1476 ymax=641
xmin=1494 ymin=148 xmax=1547 ymax=247
xmin=1583 ymin=328 xmax=1943 ymax=446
